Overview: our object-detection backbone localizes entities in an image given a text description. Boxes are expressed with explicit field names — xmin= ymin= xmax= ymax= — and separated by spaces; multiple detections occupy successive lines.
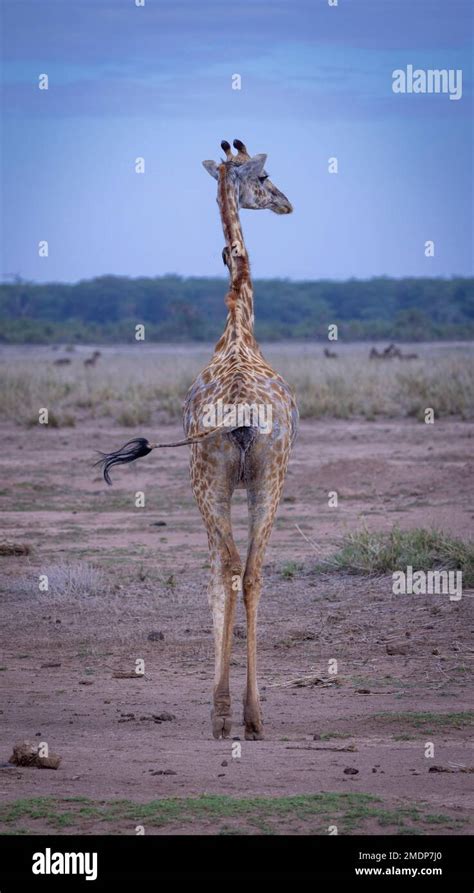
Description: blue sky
xmin=1 ymin=0 xmax=472 ymax=282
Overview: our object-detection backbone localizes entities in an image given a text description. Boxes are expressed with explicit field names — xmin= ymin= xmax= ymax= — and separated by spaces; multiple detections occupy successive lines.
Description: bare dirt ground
xmin=0 ymin=417 xmax=473 ymax=835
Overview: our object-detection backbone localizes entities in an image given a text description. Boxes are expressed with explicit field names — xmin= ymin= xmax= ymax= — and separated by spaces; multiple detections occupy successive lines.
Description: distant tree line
xmin=0 ymin=275 xmax=472 ymax=343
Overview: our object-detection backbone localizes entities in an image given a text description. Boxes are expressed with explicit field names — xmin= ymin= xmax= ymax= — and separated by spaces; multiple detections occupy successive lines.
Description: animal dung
xmin=0 ymin=541 xmax=32 ymax=556
xmin=386 ymin=643 xmax=409 ymax=656
xmin=9 ymin=741 xmax=61 ymax=770
xmin=147 ymin=630 xmax=165 ymax=641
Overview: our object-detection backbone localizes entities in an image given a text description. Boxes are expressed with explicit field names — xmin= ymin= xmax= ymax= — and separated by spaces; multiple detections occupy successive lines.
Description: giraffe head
xmin=203 ymin=139 xmax=293 ymax=215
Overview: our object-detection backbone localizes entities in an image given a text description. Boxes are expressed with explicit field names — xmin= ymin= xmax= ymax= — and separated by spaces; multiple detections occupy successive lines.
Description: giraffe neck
xmin=215 ymin=163 xmax=257 ymax=351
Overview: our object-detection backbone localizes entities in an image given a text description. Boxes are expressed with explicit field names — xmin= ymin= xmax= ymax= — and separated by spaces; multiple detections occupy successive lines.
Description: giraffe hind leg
xmin=242 ymin=452 xmax=288 ymax=740
xmin=208 ymin=521 xmax=242 ymax=739
xmin=191 ymin=466 xmax=242 ymax=739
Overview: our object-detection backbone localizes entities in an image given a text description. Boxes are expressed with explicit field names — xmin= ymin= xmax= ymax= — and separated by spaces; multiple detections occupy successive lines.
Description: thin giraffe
xmin=98 ymin=139 xmax=298 ymax=740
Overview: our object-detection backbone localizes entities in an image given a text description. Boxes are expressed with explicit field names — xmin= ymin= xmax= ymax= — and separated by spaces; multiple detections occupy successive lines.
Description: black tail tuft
xmin=94 ymin=437 xmax=153 ymax=486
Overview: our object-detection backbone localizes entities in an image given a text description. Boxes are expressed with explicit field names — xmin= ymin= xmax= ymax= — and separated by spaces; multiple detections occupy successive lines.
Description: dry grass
xmin=13 ymin=561 xmax=107 ymax=600
xmin=4 ymin=559 xmax=176 ymax=653
xmin=0 ymin=343 xmax=472 ymax=427
xmin=289 ymin=354 xmax=474 ymax=420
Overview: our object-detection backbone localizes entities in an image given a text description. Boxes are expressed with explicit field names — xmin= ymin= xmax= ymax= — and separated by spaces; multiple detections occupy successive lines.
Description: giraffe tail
xmin=94 ymin=438 xmax=154 ymax=486
xmin=95 ymin=426 xmax=232 ymax=485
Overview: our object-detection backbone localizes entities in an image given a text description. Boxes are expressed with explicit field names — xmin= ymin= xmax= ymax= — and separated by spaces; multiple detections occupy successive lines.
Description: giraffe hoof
xmin=244 ymin=723 xmax=264 ymax=741
xmin=243 ymin=702 xmax=263 ymax=739
xmin=212 ymin=714 xmax=232 ymax=739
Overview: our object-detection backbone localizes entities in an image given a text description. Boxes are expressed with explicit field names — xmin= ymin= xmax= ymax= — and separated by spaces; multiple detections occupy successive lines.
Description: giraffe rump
xmin=94 ymin=438 xmax=153 ymax=486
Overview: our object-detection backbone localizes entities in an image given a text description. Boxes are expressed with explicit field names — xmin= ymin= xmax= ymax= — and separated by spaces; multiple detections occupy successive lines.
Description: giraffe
xmin=97 ymin=139 xmax=298 ymax=740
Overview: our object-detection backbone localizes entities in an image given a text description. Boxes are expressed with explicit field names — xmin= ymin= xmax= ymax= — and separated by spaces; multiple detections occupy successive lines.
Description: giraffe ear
xmin=202 ymin=160 xmax=220 ymax=180
xmin=236 ymin=154 xmax=267 ymax=179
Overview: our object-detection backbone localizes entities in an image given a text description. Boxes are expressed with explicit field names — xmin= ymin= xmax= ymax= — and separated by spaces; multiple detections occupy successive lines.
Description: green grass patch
xmin=314 ymin=527 xmax=474 ymax=586
xmin=280 ymin=561 xmax=304 ymax=580
xmin=374 ymin=711 xmax=474 ymax=731
xmin=0 ymin=792 xmax=467 ymax=836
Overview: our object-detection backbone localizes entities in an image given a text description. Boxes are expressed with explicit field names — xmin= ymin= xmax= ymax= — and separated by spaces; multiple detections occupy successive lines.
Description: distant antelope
xmin=53 ymin=357 xmax=71 ymax=366
xmin=324 ymin=347 xmax=337 ymax=359
xmin=370 ymin=344 xmax=399 ymax=360
xmin=370 ymin=344 xmax=418 ymax=361
xmin=384 ymin=343 xmax=401 ymax=358
xmin=84 ymin=351 xmax=101 ymax=367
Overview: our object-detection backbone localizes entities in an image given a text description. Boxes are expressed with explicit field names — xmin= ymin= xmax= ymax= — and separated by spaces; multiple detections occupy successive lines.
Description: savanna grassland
xmin=0 ymin=341 xmax=473 ymax=835
xmin=0 ymin=341 xmax=473 ymax=427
